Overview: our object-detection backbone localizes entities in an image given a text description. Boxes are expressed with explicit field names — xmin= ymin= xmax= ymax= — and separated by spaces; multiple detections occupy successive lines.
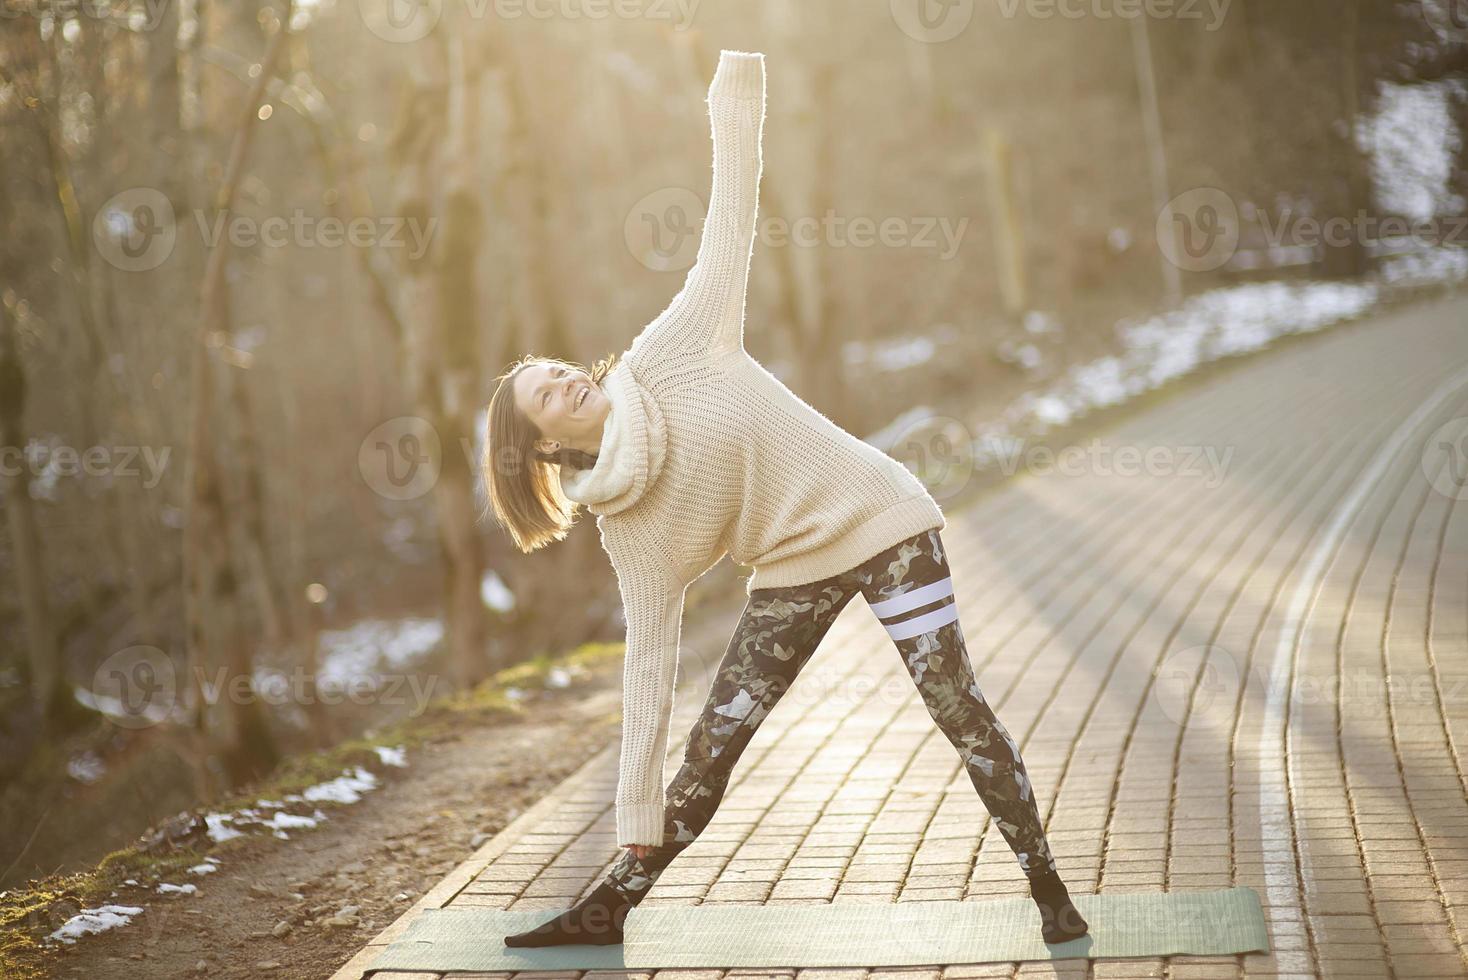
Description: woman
xmin=483 ymin=50 xmax=1088 ymax=948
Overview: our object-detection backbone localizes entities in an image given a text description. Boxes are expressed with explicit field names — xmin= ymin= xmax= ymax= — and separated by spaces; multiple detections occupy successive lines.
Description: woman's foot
xmin=503 ymin=880 xmax=633 ymax=947
xmin=1028 ymin=870 xmax=1089 ymax=944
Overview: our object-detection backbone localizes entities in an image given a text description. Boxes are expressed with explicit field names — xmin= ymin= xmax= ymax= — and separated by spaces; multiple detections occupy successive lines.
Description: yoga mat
xmin=363 ymin=886 xmax=1268 ymax=973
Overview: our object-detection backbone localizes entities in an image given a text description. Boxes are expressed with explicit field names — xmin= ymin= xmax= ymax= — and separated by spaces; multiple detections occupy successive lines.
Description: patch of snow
xmin=72 ymin=685 xmax=183 ymax=727
xmin=843 ymin=335 xmax=937 ymax=372
xmin=374 ymin=745 xmax=408 ymax=768
xmin=48 ymin=905 xmax=144 ymax=944
xmin=67 ymin=751 xmax=106 ymax=784
xmin=480 ymin=570 xmax=516 ymax=612
xmin=253 ymin=616 xmax=443 ymax=703
xmin=1357 ymin=80 xmax=1464 ymax=223
xmin=1023 ymin=311 xmax=1061 ymax=335
xmin=1379 ymin=246 xmax=1468 ymax=286
xmin=301 ymin=767 xmax=378 ymax=805
xmin=997 ymin=281 xmax=1378 ymax=440
xmin=322 ymin=618 xmax=441 ymax=686
xmin=157 ymin=882 xmax=197 ymax=895
xmin=265 ymin=811 xmax=321 ymax=831
xmin=204 ymin=812 xmax=245 ymax=843
xmin=188 ymin=863 xmax=218 ymax=876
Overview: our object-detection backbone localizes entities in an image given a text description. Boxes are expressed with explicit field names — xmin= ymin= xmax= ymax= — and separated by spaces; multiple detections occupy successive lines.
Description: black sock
xmin=503 ymin=880 xmax=633 ymax=947
xmin=1027 ymin=869 xmax=1089 ymax=944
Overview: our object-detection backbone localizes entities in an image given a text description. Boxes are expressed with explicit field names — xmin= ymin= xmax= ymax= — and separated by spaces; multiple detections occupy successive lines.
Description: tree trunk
xmin=391 ymin=31 xmax=492 ymax=690
xmin=1324 ymin=0 xmax=1370 ymax=279
xmin=0 ymin=304 xmax=64 ymax=725
xmin=1131 ymin=15 xmax=1183 ymax=307
xmin=182 ymin=6 xmax=292 ymax=798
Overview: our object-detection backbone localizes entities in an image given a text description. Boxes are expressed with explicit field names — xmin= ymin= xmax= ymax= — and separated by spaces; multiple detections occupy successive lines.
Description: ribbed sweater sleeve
xmin=630 ymin=50 xmax=766 ymax=364
xmin=600 ymin=517 xmax=687 ymax=847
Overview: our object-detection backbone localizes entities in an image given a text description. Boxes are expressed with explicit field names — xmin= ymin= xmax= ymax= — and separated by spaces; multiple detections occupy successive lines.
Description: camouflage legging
xmin=604 ymin=527 xmax=1058 ymax=902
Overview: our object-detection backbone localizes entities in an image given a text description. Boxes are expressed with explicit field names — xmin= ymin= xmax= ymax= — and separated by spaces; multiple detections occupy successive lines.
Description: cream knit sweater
xmin=560 ymin=50 xmax=946 ymax=848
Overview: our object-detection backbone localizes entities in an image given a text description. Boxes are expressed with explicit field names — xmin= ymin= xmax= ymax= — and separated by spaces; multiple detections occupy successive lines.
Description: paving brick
xmin=335 ymin=301 xmax=1468 ymax=980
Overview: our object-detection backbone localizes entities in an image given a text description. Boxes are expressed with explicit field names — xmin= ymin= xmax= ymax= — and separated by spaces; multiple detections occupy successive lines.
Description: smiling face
xmin=512 ymin=361 xmax=610 ymax=457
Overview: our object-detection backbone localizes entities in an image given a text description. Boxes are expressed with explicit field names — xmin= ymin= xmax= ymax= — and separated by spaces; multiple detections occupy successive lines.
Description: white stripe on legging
xmin=883 ymin=601 xmax=960 ymax=642
xmin=867 ymin=576 xmax=954 ymax=618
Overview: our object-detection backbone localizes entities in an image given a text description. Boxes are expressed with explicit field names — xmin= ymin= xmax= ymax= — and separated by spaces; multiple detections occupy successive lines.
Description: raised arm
xmin=602 ymin=520 xmax=687 ymax=848
xmin=631 ymin=50 xmax=766 ymax=363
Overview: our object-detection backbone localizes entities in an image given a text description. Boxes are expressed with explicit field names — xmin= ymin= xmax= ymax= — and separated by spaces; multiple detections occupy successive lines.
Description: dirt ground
xmin=37 ymin=585 xmax=747 ymax=980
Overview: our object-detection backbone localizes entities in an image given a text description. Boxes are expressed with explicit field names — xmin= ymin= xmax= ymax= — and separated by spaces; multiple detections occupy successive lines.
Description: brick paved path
xmin=338 ymin=295 xmax=1468 ymax=980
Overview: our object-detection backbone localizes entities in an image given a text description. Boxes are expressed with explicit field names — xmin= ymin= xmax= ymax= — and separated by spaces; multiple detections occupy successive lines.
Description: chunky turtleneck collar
xmin=557 ymin=360 xmax=667 ymax=515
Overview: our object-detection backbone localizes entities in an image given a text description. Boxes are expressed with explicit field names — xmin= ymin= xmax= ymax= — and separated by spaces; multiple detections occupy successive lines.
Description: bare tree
xmin=181 ymin=2 xmax=294 ymax=792
xmin=387 ymin=27 xmax=492 ymax=690
xmin=0 ymin=300 xmax=63 ymax=724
